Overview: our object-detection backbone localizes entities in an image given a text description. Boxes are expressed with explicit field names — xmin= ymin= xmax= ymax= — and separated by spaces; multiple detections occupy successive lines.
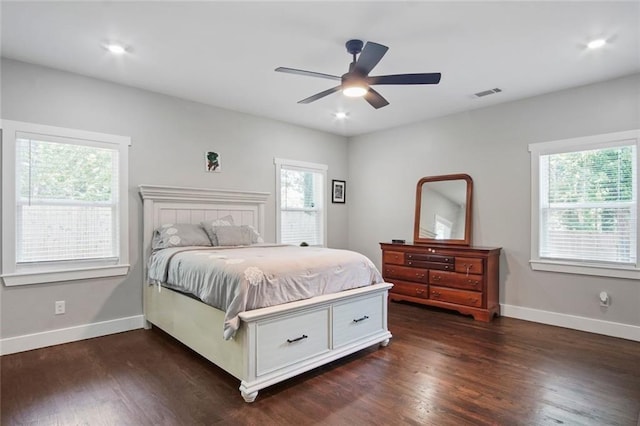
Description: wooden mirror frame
xmin=413 ymin=173 xmax=473 ymax=246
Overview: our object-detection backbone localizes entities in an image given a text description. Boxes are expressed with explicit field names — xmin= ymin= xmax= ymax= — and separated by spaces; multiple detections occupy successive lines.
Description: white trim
xmin=1 ymin=264 xmax=130 ymax=286
xmin=274 ymin=157 xmax=329 ymax=171
xmin=528 ymin=129 xmax=640 ymax=155
xmin=530 ymin=259 xmax=640 ymax=280
xmin=0 ymin=315 xmax=144 ymax=355
xmin=529 ymin=129 xmax=640 ymax=278
xmin=501 ymin=304 xmax=640 ymax=342
xmin=1 ymin=119 xmax=131 ymax=286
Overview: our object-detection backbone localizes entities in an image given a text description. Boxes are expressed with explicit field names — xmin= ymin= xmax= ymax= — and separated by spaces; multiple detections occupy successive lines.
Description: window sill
xmin=1 ymin=264 xmax=130 ymax=286
xmin=529 ymin=259 xmax=640 ymax=280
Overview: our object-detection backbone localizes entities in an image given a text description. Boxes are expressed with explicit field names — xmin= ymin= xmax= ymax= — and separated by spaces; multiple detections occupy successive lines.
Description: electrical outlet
xmin=55 ymin=300 xmax=65 ymax=315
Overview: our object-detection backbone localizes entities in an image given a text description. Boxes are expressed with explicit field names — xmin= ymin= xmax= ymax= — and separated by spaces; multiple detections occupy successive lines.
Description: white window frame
xmin=274 ymin=157 xmax=328 ymax=247
xmin=529 ymin=129 xmax=640 ymax=279
xmin=1 ymin=119 xmax=131 ymax=286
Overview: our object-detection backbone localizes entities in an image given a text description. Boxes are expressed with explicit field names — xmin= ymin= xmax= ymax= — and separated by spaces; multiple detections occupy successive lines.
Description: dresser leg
xmin=380 ymin=338 xmax=390 ymax=347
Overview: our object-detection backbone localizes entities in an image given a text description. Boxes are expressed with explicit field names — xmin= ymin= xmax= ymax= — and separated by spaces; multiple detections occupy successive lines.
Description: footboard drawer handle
xmin=287 ymin=334 xmax=308 ymax=343
xmin=353 ymin=315 xmax=370 ymax=323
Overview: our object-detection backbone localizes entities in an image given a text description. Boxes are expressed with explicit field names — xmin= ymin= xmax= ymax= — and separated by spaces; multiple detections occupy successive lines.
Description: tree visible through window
xmin=17 ymin=138 xmax=119 ymax=263
xmin=540 ymin=144 xmax=635 ymax=264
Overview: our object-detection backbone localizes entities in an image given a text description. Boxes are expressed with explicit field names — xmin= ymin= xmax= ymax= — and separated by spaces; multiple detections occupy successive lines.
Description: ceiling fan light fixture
xmin=343 ymin=85 xmax=368 ymax=97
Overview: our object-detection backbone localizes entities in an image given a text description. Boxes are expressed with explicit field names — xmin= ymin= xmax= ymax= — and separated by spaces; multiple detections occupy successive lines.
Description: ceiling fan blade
xmin=368 ymin=73 xmax=442 ymax=85
xmin=354 ymin=42 xmax=388 ymax=75
xmin=298 ymin=86 xmax=342 ymax=104
xmin=275 ymin=67 xmax=341 ymax=81
xmin=364 ymin=88 xmax=389 ymax=109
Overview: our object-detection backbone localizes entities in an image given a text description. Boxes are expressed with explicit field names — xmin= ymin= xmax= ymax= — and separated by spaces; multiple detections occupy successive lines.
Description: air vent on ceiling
xmin=474 ymin=88 xmax=502 ymax=98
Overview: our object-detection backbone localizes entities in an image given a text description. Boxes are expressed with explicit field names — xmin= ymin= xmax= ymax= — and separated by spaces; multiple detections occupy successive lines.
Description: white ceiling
xmin=1 ymin=1 xmax=639 ymax=137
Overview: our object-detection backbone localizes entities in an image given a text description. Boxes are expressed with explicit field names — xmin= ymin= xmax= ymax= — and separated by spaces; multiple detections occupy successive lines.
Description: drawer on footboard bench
xmin=332 ymin=293 xmax=386 ymax=348
xmin=255 ymin=307 xmax=330 ymax=376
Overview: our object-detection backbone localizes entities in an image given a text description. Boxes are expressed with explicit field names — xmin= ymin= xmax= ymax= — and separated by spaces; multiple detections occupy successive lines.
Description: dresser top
xmin=380 ymin=242 xmax=501 ymax=255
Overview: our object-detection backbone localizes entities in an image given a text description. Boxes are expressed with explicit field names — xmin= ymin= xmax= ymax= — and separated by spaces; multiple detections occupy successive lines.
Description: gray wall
xmin=0 ymin=59 xmax=349 ymax=338
xmin=348 ymin=73 xmax=640 ymax=327
xmin=2 ymin=57 xmax=639 ymax=342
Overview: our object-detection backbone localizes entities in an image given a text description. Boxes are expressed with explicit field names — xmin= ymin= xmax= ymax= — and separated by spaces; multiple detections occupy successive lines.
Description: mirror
xmin=414 ymin=174 xmax=473 ymax=246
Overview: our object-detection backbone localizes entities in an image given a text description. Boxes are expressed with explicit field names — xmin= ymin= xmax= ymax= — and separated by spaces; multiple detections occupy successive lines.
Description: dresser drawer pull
xmin=468 ymin=280 xmax=479 ymax=286
xmin=287 ymin=334 xmax=308 ymax=343
xmin=463 ymin=263 xmax=474 ymax=276
xmin=353 ymin=315 xmax=370 ymax=323
xmin=416 ymin=289 xmax=426 ymax=295
xmin=416 ymin=273 xmax=425 ymax=278
xmin=408 ymin=261 xmax=412 ymax=265
xmin=432 ymin=275 xmax=441 ymax=281
xmin=431 ymin=291 xmax=441 ymax=297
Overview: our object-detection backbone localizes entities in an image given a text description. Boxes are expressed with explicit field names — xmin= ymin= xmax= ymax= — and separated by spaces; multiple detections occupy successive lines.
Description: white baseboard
xmin=0 ymin=315 xmax=145 ymax=355
xmin=501 ymin=304 xmax=640 ymax=342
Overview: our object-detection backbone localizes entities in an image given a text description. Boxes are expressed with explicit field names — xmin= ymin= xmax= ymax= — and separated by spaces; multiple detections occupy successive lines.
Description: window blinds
xmin=280 ymin=168 xmax=323 ymax=245
xmin=539 ymin=143 xmax=636 ymax=265
xmin=16 ymin=136 xmax=119 ymax=263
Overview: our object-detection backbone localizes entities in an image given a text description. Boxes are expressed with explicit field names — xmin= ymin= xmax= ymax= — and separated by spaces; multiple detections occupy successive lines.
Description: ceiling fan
xmin=275 ymin=39 xmax=441 ymax=109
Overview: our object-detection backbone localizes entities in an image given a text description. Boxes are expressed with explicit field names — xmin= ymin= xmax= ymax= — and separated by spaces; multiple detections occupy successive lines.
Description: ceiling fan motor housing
xmin=345 ymin=39 xmax=364 ymax=55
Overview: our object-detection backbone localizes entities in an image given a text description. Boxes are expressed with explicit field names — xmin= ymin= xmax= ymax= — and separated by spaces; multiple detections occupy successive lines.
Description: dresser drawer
xmin=388 ymin=279 xmax=429 ymax=299
xmin=455 ymin=257 xmax=484 ymax=275
xmin=406 ymin=253 xmax=454 ymax=264
xmin=383 ymin=264 xmax=429 ymax=283
xmin=406 ymin=260 xmax=454 ymax=271
xmin=256 ymin=307 xmax=330 ymax=376
xmin=383 ymin=250 xmax=405 ymax=265
xmin=429 ymin=286 xmax=482 ymax=308
xmin=429 ymin=270 xmax=482 ymax=291
xmin=333 ymin=294 xmax=385 ymax=347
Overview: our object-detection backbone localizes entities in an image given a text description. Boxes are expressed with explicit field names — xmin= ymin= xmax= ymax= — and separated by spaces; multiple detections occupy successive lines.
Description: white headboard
xmin=139 ymin=185 xmax=270 ymax=262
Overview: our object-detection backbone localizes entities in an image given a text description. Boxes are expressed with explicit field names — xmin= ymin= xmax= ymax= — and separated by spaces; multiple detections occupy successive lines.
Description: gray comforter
xmin=147 ymin=244 xmax=383 ymax=339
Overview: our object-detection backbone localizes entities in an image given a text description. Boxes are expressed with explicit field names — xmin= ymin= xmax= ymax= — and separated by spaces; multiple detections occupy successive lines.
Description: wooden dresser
xmin=380 ymin=243 xmax=501 ymax=321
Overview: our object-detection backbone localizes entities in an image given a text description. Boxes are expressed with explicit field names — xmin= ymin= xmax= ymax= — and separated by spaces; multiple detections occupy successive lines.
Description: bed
xmin=139 ymin=185 xmax=392 ymax=402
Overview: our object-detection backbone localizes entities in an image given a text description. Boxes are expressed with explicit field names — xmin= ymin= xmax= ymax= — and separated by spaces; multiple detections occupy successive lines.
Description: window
xmin=1 ymin=120 xmax=131 ymax=286
xmin=434 ymin=214 xmax=453 ymax=239
xmin=274 ymin=158 xmax=327 ymax=246
xmin=529 ymin=129 xmax=640 ymax=279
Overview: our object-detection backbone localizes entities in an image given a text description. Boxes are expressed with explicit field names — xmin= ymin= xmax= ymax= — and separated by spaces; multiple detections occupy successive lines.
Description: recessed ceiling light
xmin=104 ymin=43 xmax=127 ymax=55
xmin=334 ymin=112 xmax=349 ymax=119
xmin=587 ymin=38 xmax=606 ymax=49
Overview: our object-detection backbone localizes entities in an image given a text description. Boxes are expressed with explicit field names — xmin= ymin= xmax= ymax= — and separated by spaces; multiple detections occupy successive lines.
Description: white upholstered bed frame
xmin=139 ymin=185 xmax=392 ymax=402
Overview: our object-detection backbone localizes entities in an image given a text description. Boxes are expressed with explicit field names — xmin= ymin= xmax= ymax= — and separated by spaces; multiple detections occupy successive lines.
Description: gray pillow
xmin=152 ymin=223 xmax=211 ymax=250
xmin=201 ymin=215 xmax=235 ymax=246
xmin=213 ymin=225 xmax=256 ymax=246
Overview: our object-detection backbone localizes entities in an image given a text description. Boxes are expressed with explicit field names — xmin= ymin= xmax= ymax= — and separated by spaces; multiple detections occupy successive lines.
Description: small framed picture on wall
xmin=332 ymin=179 xmax=346 ymax=203
xmin=205 ymin=151 xmax=221 ymax=172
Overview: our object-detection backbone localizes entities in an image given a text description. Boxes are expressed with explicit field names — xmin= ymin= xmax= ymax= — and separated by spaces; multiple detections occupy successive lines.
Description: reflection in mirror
xmin=414 ymin=174 xmax=472 ymax=246
xmin=419 ymin=180 xmax=467 ymax=239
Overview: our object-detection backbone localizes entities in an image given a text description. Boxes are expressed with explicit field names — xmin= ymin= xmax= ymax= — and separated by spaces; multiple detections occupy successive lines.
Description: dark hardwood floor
xmin=2 ymin=302 xmax=639 ymax=425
